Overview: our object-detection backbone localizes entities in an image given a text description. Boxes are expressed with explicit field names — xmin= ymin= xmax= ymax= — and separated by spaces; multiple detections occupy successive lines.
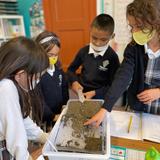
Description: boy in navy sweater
xmin=67 ymin=14 xmax=120 ymax=99
xmin=36 ymin=31 xmax=69 ymax=129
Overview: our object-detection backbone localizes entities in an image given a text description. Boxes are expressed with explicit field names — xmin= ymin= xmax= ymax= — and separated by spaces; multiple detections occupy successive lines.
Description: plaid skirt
xmin=0 ymin=140 xmax=15 ymax=160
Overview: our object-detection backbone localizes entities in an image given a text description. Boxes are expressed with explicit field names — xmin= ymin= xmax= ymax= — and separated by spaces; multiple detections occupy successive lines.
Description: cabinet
xmin=0 ymin=15 xmax=25 ymax=44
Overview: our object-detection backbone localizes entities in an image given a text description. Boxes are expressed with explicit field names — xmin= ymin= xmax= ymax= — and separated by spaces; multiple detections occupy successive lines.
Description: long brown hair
xmin=0 ymin=36 xmax=49 ymax=122
xmin=127 ymin=0 xmax=160 ymax=41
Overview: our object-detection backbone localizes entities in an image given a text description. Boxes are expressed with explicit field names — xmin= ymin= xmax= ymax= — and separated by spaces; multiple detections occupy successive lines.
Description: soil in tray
xmin=59 ymin=100 xmax=104 ymax=152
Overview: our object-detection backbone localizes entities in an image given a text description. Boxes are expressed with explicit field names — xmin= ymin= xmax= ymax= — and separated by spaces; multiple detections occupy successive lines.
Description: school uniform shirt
xmin=0 ymin=79 xmax=46 ymax=160
xmin=144 ymin=44 xmax=160 ymax=114
xmin=67 ymin=44 xmax=120 ymax=98
xmin=103 ymin=43 xmax=160 ymax=113
xmin=39 ymin=66 xmax=69 ymax=122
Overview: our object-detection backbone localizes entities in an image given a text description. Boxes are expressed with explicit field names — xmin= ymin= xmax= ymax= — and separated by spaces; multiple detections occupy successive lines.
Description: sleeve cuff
xmin=102 ymin=102 xmax=112 ymax=112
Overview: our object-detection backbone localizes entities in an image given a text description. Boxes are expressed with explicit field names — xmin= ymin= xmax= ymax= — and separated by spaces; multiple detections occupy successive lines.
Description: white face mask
xmin=90 ymin=43 xmax=109 ymax=52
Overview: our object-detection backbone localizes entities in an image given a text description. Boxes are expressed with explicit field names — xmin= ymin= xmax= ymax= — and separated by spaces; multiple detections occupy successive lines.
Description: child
xmin=36 ymin=31 xmax=69 ymax=129
xmin=85 ymin=0 xmax=160 ymax=127
xmin=67 ymin=14 xmax=120 ymax=99
xmin=0 ymin=37 xmax=49 ymax=159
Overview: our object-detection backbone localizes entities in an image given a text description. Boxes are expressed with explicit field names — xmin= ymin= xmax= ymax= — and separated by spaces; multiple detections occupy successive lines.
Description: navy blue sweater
xmin=39 ymin=66 xmax=69 ymax=122
xmin=103 ymin=43 xmax=150 ymax=112
xmin=67 ymin=45 xmax=120 ymax=98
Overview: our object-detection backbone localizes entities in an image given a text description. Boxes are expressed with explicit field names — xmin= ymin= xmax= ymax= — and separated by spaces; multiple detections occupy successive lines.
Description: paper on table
xmin=142 ymin=113 xmax=160 ymax=143
xmin=110 ymin=110 xmax=142 ymax=140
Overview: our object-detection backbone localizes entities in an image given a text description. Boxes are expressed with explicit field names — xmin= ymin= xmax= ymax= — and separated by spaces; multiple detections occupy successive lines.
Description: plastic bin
xmin=42 ymin=99 xmax=110 ymax=160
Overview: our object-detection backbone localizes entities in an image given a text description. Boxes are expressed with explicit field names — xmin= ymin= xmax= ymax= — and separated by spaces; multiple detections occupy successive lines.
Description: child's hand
xmin=83 ymin=90 xmax=96 ymax=99
xmin=71 ymin=81 xmax=83 ymax=93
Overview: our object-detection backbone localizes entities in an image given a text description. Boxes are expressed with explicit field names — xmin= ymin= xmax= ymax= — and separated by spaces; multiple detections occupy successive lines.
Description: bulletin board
xmin=101 ymin=0 xmax=133 ymax=62
xmin=29 ymin=0 xmax=45 ymax=37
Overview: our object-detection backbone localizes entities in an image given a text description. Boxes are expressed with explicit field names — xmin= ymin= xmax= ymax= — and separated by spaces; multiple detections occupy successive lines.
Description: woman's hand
xmin=83 ymin=90 xmax=96 ymax=99
xmin=137 ymin=88 xmax=160 ymax=104
xmin=84 ymin=108 xmax=107 ymax=127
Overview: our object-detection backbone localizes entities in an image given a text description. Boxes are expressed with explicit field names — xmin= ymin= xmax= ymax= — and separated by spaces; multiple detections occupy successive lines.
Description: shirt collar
xmin=47 ymin=65 xmax=55 ymax=76
xmin=88 ymin=44 xmax=108 ymax=57
xmin=144 ymin=44 xmax=160 ymax=59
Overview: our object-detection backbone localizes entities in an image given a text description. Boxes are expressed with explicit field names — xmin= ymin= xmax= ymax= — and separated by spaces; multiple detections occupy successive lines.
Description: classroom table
xmin=31 ymin=136 xmax=160 ymax=159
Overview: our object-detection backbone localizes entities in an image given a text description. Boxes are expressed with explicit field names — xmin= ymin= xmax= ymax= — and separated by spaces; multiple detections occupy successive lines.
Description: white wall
xmin=96 ymin=0 xmax=133 ymax=62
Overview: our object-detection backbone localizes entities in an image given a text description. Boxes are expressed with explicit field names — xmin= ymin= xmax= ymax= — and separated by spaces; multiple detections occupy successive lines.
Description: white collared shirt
xmin=88 ymin=44 xmax=108 ymax=58
xmin=47 ymin=65 xmax=55 ymax=76
xmin=144 ymin=44 xmax=160 ymax=59
xmin=0 ymin=79 xmax=44 ymax=159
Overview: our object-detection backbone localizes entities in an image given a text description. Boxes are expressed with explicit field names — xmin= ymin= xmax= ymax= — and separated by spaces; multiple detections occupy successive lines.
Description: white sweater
xmin=0 ymin=79 xmax=47 ymax=160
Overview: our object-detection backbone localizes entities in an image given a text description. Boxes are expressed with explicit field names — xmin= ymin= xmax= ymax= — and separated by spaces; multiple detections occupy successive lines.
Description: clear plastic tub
xmin=42 ymin=99 xmax=110 ymax=160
